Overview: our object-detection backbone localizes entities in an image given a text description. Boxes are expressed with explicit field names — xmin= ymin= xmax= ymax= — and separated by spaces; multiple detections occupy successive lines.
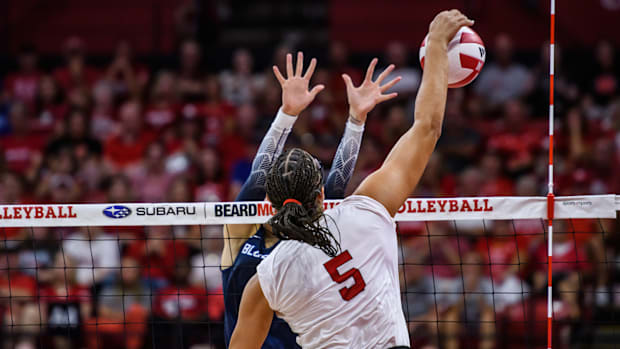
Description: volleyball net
xmin=0 ymin=195 xmax=618 ymax=349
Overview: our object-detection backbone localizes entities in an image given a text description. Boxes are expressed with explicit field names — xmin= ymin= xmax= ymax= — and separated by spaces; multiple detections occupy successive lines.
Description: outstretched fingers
xmin=273 ymin=66 xmax=285 ymax=84
xmin=309 ymin=84 xmax=325 ymax=98
xmin=378 ymin=92 xmax=398 ymax=103
xmin=286 ymin=53 xmax=294 ymax=78
xmin=295 ymin=52 xmax=304 ymax=76
xmin=380 ymin=76 xmax=402 ymax=93
xmin=375 ymin=64 xmax=395 ymax=84
xmin=364 ymin=58 xmax=378 ymax=83
xmin=304 ymin=58 xmax=317 ymax=80
xmin=341 ymin=74 xmax=354 ymax=90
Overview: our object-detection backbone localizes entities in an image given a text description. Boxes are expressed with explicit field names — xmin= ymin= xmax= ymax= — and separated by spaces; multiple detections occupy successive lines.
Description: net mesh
xmin=0 ymin=197 xmax=618 ymax=349
xmin=397 ymin=217 xmax=619 ymax=349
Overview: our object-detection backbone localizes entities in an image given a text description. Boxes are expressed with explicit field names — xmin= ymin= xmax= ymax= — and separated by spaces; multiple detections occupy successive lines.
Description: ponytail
xmin=266 ymin=148 xmax=341 ymax=257
xmin=268 ymin=200 xmax=340 ymax=257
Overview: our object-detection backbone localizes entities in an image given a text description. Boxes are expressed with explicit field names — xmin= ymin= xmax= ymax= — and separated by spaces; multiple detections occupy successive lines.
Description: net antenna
xmin=547 ymin=0 xmax=556 ymax=348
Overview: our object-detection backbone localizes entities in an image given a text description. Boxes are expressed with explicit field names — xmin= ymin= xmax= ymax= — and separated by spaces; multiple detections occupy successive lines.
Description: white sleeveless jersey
xmin=256 ymin=195 xmax=409 ymax=348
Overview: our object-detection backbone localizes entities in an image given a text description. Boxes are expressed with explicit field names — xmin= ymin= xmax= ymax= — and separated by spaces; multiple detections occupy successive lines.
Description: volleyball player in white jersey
xmin=230 ymin=10 xmax=474 ymax=349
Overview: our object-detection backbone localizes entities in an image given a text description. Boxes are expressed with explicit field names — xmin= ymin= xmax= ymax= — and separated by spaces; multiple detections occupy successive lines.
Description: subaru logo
xmin=103 ymin=205 xmax=132 ymax=219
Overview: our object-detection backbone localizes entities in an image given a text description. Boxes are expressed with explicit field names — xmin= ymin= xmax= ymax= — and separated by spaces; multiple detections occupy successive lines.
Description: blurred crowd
xmin=0 ymin=23 xmax=619 ymax=349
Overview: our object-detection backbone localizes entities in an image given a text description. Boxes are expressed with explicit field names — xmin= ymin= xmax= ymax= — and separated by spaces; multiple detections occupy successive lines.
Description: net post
xmin=547 ymin=0 xmax=556 ymax=348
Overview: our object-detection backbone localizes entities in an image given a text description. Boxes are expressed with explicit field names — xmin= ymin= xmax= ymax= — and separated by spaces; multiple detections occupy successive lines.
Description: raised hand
xmin=273 ymin=52 xmax=325 ymax=116
xmin=428 ymin=9 xmax=474 ymax=46
xmin=342 ymin=58 xmax=401 ymax=123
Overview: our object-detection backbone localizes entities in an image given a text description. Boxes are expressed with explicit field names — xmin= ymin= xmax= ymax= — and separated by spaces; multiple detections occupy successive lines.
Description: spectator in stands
xmin=220 ymin=48 xmax=264 ymax=106
xmin=127 ymin=141 xmax=174 ymax=202
xmin=379 ymin=104 xmax=411 ymax=151
xmin=90 ymin=80 xmax=118 ymax=141
xmin=145 ymin=70 xmax=179 ymax=134
xmin=47 ymin=109 xmax=102 ymax=166
xmin=18 ymin=227 xmax=59 ymax=280
xmin=487 ymin=99 xmax=543 ymax=176
xmin=33 ymin=75 xmax=67 ymax=137
xmin=34 ymin=144 xmax=82 ymax=203
xmin=202 ymin=75 xmax=236 ymax=147
xmin=167 ymin=176 xmax=193 ymax=202
xmin=188 ymin=224 xmax=225 ymax=322
xmin=0 ymin=171 xmax=25 ymax=204
xmin=126 ymin=225 xmax=189 ymax=290
xmin=194 ymin=147 xmax=227 ymax=202
xmin=3 ymin=45 xmax=41 ymax=106
xmin=400 ymin=244 xmax=438 ymax=349
xmin=92 ymin=256 xmax=150 ymax=349
xmin=0 ymin=245 xmax=39 ymax=349
xmin=413 ymin=153 xmax=456 ymax=197
xmin=53 ymin=36 xmax=100 ymax=93
xmin=0 ymin=102 xmax=45 ymax=175
xmin=532 ymin=220 xmax=586 ymax=321
xmin=40 ymin=252 xmax=91 ymax=349
xmin=214 ymin=106 xmax=254 ymax=177
xmin=105 ymin=40 xmax=149 ymax=100
xmin=105 ymin=174 xmax=134 ymax=203
xmin=62 ymin=226 xmax=120 ymax=287
xmin=478 ymin=220 xmax=530 ymax=349
xmin=436 ymin=99 xmax=482 ymax=173
xmin=589 ymin=40 xmax=619 ymax=106
xmin=176 ymin=39 xmax=205 ymax=102
xmin=151 ymin=257 xmax=216 ymax=348
xmin=104 ymin=101 xmax=155 ymax=170
xmin=478 ymin=153 xmax=514 ymax=196
xmin=529 ymin=43 xmax=579 ymax=116
xmin=474 ymin=33 xmax=533 ymax=109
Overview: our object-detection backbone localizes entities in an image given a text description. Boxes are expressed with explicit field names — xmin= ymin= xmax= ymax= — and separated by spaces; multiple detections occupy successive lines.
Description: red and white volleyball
xmin=419 ymin=27 xmax=486 ymax=88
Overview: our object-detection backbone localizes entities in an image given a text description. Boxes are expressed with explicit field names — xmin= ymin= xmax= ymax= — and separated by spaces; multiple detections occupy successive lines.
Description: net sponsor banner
xmin=0 ymin=203 xmax=206 ymax=227
xmin=207 ymin=197 xmax=546 ymax=224
xmin=0 ymin=195 xmax=616 ymax=227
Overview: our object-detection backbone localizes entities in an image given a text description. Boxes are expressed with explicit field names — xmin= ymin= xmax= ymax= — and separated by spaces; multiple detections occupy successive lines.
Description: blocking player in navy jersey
xmin=229 ymin=10 xmax=473 ymax=349
xmin=221 ymin=52 xmax=399 ymax=348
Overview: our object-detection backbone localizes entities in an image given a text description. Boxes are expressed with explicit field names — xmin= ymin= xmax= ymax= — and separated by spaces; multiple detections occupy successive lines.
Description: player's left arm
xmin=324 ymin=63 xmax=400 ymax=198
xmin=229 ymin=275 xmax=273 ymax=349
xmin=323 ymin=112 xmax=373 ymax=198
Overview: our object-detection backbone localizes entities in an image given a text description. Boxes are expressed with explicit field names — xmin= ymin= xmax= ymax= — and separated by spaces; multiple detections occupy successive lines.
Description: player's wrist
xmin=427 ymin=34 xmax=450 ymax=49
xmin=348 ymin=109 xmax=366 ymax=125
xmin=281 ymin=104 xmax=301 ymax=116
xmin=274 ymin=107 xmax=298 ymax=129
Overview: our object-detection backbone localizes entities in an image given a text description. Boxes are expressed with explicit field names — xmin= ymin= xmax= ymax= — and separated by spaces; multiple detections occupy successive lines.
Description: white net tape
xmin=0 ymin=195 xmax=616 ymax=227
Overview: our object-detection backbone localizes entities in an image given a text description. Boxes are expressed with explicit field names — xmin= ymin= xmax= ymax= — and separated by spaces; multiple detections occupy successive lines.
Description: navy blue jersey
xmin=222 ymin=227 xmax=300 ymax=348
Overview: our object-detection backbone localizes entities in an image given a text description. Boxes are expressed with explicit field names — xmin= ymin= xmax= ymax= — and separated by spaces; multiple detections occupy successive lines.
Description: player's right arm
xmin=229 ymin=275 xmax=273 ymax=349
xmin=353 ymin=10 xmax=474 ymax=216
xmin=222 ymin=52 xmax=325 ymax=268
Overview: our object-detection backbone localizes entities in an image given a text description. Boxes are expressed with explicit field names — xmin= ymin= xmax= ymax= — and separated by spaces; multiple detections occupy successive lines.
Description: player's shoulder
xmin=262 ymin=238 xmax=305 ymax=265
xmin=329 ymin=195 xmax=394 ymax=225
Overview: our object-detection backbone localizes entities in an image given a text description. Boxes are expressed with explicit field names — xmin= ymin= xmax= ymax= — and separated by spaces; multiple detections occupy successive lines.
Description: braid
xmin=266 ymin=148 xmax=341 ymax=257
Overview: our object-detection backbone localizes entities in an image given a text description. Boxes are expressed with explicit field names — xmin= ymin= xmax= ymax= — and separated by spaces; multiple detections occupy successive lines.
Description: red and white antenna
xmin=547 ymin=0 xmax=556 ymax=348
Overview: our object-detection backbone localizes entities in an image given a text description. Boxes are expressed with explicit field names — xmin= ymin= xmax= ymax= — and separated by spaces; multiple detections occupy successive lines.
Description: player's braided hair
xmin=266 ymin=148 xmax=341 ymax=257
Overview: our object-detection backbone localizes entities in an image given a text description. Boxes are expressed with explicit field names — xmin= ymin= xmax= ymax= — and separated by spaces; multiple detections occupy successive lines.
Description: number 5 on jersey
xmin=323 ymin=250 xmax=366 ymax=301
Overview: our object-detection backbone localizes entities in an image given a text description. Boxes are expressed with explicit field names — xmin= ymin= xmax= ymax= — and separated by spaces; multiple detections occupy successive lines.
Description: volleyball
xmin=419 ymin=26 xmax=486 ymax=88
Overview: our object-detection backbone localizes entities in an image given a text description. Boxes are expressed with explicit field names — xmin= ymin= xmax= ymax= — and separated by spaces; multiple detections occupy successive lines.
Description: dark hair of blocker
xmin=265 ymin=148 xmax=341 ymax=257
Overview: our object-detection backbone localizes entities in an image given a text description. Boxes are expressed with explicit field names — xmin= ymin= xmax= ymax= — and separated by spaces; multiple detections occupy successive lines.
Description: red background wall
xmin=0 ymin=0 xmax=183 ymax=54
xmin=329 ymin=0 xmax=620 ymax=51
